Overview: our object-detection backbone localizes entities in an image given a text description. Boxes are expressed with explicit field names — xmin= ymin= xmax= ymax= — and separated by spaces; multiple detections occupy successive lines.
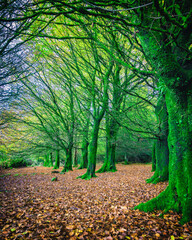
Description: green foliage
xmin=0 ymin=173 xmax=11 ymax=177
xmin=51 ymin=177 xmax=57 ymax=181
xmin=0 ymin=157 xmax=30 ymax=169
xmin=13 ymin=174 xmax=20 ymax=177
xmin=0 ymin=159 xmax=9 ymax=169
xmin=9 ymin=158 xmax=28 ymax=168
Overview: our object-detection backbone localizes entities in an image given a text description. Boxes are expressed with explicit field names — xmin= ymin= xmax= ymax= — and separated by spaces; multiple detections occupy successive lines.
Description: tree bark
xmin=151 ymin=142 xmax=156 ymax=172
xmin=53 ymin=150 xmax=60 ymax=169
xmin=78 ymin=118 xmax=90 ymax=169
xmin=43 ymin=153 xmax=50 ymax=167
xmin=77 ymin=118 xmax=100 ymax=179
xmin=78 ymin=139 xmax=89 ymax=169
xmin=146 ymin=95 xmax=169 ymax=184
xmin=49 ymin=152 xmax=53 ymax=167
xmin=135 ymin=26 xmax=192 ymax=223
xmin=136 ymin=88 xmax=192 ymax=223
xmin=73 ymin=148 xmax=78 ymax=167
xmin=97 ymin=118 xmax=117 ymax=173
xmin=61 ymin=145 xmax=73 ymax=173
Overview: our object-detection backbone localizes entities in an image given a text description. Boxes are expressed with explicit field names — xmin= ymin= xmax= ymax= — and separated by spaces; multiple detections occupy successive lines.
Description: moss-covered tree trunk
xmin=78 ymin=116 xmax=90 ymax=169
xmin=61 ymin=145 xmax=73 ymax=173
xmin=77 ymin=58 xmax=113 ymax=179
xmin=43 ymin=153 xmax=51 ymax=167
xmin=135 ymin=21 xmax=192 ymax=223
xmin=146 ymin=95 xmax=169 ymax=184
xmin=136 ymin=88 xmax=192 ymax=223
xmin=97 ymin=64 xmax=122 ymax=173
xmin=73 ymin=148 xmax=78 ymax=167
xmin=97 ymin=118 xmax=117 ymax=173
xmin=53 ymin=150 xmax=60 ymax=169
xmin=78 ymin=139 xmax=89 ymax=169
xmin=77 ymin=119 xmax=100 ymax=179
xmin=49 ymin=152 xmax=53 ymax=167
xmin=97 ymin=113 xmax=110 ymax=173
xmin=151 ymin=142 xmax=156 ymax=172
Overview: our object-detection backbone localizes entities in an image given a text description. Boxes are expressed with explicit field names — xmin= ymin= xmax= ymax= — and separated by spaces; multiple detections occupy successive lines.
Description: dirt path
xmin=0 ymin=164 xmax=191 ymax=239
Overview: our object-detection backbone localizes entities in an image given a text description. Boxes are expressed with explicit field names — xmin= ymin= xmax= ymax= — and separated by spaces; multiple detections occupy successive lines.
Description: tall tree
xmin=146 ymin=94 xmax=169 ymax=184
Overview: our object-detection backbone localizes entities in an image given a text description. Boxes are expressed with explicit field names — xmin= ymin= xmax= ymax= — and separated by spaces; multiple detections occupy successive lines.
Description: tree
xmin=16 ymin=56 xmax=78 ymax=172
xmin=74 ymin=40 xmax=114 ymax=179
xmin=146 ymin=94 xmax=169 ymax=184
xmin=54 ymin=150 xmax=60 ymax=169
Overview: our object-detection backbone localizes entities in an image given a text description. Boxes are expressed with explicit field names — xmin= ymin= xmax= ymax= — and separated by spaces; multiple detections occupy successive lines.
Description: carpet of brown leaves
xmin=0 ymin=164 xmax=192 ymax=240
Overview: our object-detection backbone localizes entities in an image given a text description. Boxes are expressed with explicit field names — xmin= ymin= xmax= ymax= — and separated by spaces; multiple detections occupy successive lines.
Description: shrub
xmin=9 ymin=158 xmax=28 ymax=168
xmin=0 ymin=159 xmax=10 ymax=169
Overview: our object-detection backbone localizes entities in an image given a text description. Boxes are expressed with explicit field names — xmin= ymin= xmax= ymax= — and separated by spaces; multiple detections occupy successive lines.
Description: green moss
xmin=147 ymin=95 xmax=169 ymax=184
xmin=78 ymin=140 xmax=89 ymax=169
xmin=53 ymin=150 xmax=60 ymax=169
xmin=13 ymin=174 xmax=20 ymax=177
xmin=151 ymin=142 xmax=156 ymax=172
xmin=78 ymin=119 xmax=100 ymax=179
xmin=137 ymin=87 xmax=192 ymax=224
xmin=61 ymin=147 xmax=73 ymax=173
xmin=77 ymin=171 xmax=97 ymax=180
xmin=0 ymin=173 xmax=11 ymax=177
xmin=51 ymin=177 xmax=57 ymax=181
xmin=147 ymin=166 xmax=169 ymax=184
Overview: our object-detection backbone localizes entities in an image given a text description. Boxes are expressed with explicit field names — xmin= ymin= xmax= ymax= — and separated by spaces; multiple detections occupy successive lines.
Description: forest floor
xmin=0 ymin=164 xmax=192 ymax=240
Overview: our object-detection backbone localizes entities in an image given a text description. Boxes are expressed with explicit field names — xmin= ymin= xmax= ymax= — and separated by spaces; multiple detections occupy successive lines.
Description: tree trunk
xmin=53 ymin=150 xmax=60 ymax=169
xmin=146 ymin=95 xmax=169 ymax=184
xmin=96 ymin=126 xmax=110 ymax=173
xmin=77 ymin=119 xmax=100 ymax=179
xmin=77 ymin=59 xmax=112 ymax=179
xmin=61 ymin=146 xmax=73 ymax=173
xmin=49 ymin=152 xmax=53 ymax=167
xmin=151 ymin=142 xmax=156 ymax=172
xmin=78 ymin=101 xmax=91 ymax=169
xmin=78 ymin=139 xmax=89 ymax=169
xmin=136 ymin=87 xmax=192 ymax=223
xmin=43 ymin=153 xmax=50 ymax=167
xmin=135 ymin=24 xmax=192 ymax=222
xmin=73 ymin=148 xmax=78 ymax=167
xmin=97 ymin=118 xmax=117 ymax=173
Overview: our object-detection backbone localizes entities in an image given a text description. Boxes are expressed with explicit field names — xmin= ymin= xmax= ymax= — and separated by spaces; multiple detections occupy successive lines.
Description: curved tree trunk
xmin=146 ymin=95 xmax=169 ymax=184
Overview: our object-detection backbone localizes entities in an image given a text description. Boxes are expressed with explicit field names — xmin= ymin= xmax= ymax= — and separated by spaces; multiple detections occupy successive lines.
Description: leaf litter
xmin=0 ymin=164 xmax=192 ymax=239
